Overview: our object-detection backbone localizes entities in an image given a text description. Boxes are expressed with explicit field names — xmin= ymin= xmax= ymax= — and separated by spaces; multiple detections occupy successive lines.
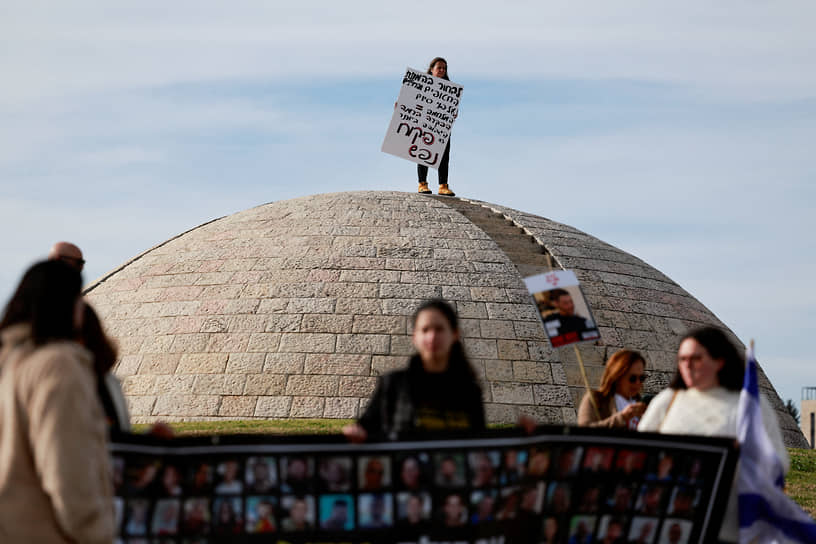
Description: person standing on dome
xmin=342 ymin=299 xmax=484 ymax=441
xmin=416 ymin=57 xmax=456 ymax=197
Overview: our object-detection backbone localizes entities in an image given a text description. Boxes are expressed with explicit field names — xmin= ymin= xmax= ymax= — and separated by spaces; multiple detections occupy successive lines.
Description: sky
xmin=2 ymin=1 xmax=814 ymax=414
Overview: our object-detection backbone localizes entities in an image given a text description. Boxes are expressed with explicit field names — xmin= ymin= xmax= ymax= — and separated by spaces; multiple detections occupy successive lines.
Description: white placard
xmin=381 ymin=67 xmax=463 ymax=169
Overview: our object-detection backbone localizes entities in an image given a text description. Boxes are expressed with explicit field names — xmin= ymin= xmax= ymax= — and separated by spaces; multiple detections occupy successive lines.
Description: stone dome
xmin=86 ymin=191 xmax=806 ymax=447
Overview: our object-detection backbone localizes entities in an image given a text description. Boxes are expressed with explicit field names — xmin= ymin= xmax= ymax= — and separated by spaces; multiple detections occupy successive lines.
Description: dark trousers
xmin=417 ymin=141 xmax=451 ymax=185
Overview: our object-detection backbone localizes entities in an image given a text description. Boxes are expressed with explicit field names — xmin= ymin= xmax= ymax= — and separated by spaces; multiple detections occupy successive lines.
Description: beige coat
xmin=577 ymin=390 xmax=630 ymax=427
xmin=0 ymin=324 xmax=114 ymax=543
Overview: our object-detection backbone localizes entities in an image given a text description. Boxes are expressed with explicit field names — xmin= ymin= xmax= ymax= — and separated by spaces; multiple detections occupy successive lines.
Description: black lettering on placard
xmin=436 ymin=94 xmax=459 ymax=105
xmin=437 ymin=81 xmax=462 ymax=97
xmin=403 ymin=71 xmax=434 ymax=87
xmin=396 ymin=122 xmax=421 ymax=139
xmin=409 ymin=144 xmax=440 ymax=165
xmin=396 ymin=123 xmax=435 ymax=146
xmin=402 ymin=79 xmax=424 ymax=91
xmin=433 ymin=89 xmax=461 ymax=102
xmin=427 ymin=109 xmax=451 ymax=123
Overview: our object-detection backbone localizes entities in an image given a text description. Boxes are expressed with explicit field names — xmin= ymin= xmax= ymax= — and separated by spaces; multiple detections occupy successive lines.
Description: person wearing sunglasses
xmin=577 ymin=349 xmax=647 ymax=429
xmin=48 ymin=241 xmax=85 ymax=271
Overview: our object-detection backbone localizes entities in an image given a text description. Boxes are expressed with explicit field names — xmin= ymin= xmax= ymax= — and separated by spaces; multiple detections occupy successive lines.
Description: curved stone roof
xmin=86 ymin=191 xmax=806 ymax=447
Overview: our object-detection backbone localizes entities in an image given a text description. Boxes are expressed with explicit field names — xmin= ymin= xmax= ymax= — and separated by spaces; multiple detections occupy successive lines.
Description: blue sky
xmin=2 ymin=2 xmax=814 ymax=413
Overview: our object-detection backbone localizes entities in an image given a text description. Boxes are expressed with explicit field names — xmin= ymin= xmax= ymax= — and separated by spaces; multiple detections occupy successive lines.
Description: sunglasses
xmin=59 ymin=255 xmax=86 ymax=267
xmin=628 ymin=374 xmax=647 ymax=384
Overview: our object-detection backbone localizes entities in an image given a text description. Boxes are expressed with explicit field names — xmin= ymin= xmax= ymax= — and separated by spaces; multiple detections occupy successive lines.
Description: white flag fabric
xmin=737 ymin=347 xmax=816 ymax=543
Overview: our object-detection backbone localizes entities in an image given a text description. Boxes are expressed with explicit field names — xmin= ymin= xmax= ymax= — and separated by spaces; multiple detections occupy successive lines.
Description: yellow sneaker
xmin=438 ymin=183 xmax=456 ymax=196
xmin=417 ymin=181 xmax=432 ymax=194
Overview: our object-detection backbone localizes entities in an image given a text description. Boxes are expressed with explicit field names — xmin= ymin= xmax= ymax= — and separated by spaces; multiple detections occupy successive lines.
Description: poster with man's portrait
xmin=524 ymin=270 xmax=600 ymax=348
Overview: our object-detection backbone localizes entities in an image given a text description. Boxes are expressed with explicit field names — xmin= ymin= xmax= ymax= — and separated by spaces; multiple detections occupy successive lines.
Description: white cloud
xmin=2 ymin=1 xmax=815 ymax=108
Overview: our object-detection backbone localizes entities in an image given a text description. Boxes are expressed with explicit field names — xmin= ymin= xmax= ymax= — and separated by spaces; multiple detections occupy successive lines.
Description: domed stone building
xmin=85 ymin=191 xmax=807 ymax=447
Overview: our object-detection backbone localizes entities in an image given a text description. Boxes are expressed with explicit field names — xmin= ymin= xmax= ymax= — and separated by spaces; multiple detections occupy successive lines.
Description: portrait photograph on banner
xmin=381 ymin=66 xmax=462 ymax=168
xmin=524 ymin=270 xmax=601 ymax=348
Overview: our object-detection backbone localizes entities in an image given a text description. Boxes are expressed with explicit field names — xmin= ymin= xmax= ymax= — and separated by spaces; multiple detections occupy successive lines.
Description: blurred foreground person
xmin=343 ymin=299 xmax=484 ymax=441
xmin=0 ymin=260 xmax=114 ymax=543
xmin=638 ymin=327 xmax=788 ymax=543
xmin=577 ymin=349 xmax=647 ymax=428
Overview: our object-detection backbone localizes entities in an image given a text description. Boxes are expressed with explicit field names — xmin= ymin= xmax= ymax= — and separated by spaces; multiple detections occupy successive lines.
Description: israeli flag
xmin=737 ymin=346 xmax=816 ymax=543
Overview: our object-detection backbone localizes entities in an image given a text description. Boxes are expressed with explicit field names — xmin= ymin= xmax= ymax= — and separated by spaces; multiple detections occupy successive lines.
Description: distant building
xmin=803 ymin=387 xmax=816 ymax=449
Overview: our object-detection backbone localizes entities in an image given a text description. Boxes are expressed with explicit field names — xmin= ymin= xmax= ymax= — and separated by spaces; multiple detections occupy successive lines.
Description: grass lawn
xmin=133 ymin=419 xmax=816 ymax=517
xmin=787 ymin=448 xmax=816 ymax=517
xmin=134 ymin=418 xmax=352 ymax=436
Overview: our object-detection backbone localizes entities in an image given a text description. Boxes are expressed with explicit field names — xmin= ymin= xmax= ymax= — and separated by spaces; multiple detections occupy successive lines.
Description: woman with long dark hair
xmin=638 ymin=327 xmax=788 ymax=542
xmin=416 ymin=56 xmax=456 ymax=197
xmin=0 ymin=260 xmax=114 ymax=542
xmin=343 ymin=299 xmax=484 ymax=441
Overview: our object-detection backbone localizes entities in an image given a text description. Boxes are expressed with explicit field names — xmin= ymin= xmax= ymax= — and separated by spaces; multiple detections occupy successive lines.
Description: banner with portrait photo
xmin=111 ymin=426 xmax=737 ymax=543
xmin=381 ymin=66 xmax=463 ymax=169
xmin=524 ymin=271 xmax=601 ymax=348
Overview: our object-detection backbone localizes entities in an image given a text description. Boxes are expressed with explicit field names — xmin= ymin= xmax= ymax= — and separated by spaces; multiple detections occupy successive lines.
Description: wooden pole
xmin=573 ymin=343 xmax=600 ymax=422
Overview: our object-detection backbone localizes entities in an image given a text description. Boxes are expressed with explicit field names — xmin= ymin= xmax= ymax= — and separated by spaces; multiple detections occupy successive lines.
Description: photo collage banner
xmin=111 ymin=427 xmax=737 ymax=544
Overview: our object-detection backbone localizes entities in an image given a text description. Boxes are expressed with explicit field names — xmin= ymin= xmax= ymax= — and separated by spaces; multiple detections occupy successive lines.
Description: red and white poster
xmin=524 ymin=270 xmax=601 ymax=348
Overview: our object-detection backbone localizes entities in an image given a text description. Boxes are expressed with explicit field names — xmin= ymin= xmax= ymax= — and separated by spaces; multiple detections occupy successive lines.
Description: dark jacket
xmin=359 ymin=355 xmax=485 ymax=439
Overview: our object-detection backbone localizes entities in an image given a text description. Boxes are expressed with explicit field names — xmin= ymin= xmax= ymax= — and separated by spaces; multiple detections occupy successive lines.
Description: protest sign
xmin=381 ymin=67 xmax=463 ymax=168
xmin=111 ymin=427 xmax=736 ymax=543
xmin=524 ymin=271 xmax=601 ymax=348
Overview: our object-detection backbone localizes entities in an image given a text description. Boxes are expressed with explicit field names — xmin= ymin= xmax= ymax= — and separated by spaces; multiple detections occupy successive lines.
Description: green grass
xmin=131 ymin=420 xmax=816 ymax=517
xmin=133 ymin=419 xmax=352 ymax=436
xmin=786 ymin=448 xmax=816 ymax=517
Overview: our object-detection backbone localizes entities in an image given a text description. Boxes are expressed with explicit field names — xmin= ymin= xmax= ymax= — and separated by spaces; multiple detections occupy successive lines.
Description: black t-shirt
xmin=411 ymin=371 xmax=478 ymax=431
xmin=358 ymin=356 xmax=485 ymax=437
